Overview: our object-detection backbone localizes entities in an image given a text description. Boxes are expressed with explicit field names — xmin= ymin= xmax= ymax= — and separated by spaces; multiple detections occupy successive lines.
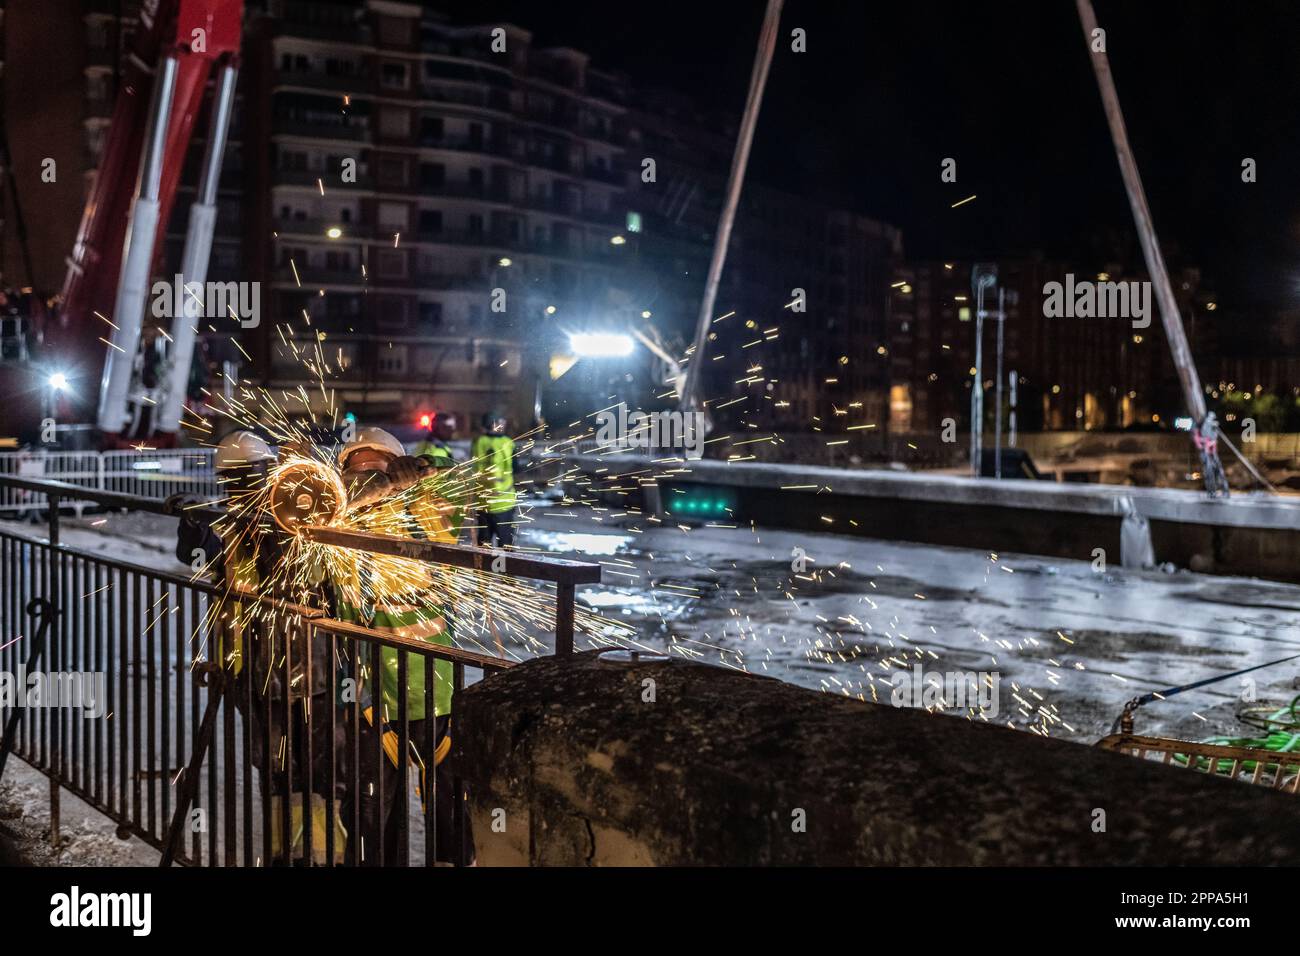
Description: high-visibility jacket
xmin=412 ymin=437 xmax=455 ymax=468
xmin=334 ymin=472 xmax=467 ymax=721
xmin=471 ymin=434 xmax=516 ymax=513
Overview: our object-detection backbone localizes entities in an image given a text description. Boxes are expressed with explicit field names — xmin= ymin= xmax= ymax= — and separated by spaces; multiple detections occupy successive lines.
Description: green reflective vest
xmin=334 ymin=473 xmax=466 ymax=721
xmin=471 ymin=434 xmax=516 ymax=513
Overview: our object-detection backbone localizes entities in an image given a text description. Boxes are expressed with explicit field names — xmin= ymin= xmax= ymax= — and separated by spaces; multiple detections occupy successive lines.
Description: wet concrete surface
xmin=516 ymin=508 xmax=1300 ymax=746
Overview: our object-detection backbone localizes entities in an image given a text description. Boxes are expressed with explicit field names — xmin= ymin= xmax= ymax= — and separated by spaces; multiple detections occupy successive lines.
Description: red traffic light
xmin=417 ymin=413 xmax=432 ymax=429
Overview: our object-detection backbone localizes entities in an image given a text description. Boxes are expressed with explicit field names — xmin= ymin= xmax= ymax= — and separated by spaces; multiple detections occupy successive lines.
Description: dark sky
xmin=445 ymin=0 xmax=1300 ymax=314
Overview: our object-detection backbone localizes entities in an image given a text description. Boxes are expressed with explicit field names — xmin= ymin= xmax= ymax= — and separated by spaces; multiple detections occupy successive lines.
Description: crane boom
xmin=58 ymin=0 xmax=242 ymax=444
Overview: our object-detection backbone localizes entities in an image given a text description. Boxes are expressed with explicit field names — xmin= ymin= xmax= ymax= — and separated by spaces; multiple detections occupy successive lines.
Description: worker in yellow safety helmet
xmin=333 ymin=424 xmax=474 ymax=865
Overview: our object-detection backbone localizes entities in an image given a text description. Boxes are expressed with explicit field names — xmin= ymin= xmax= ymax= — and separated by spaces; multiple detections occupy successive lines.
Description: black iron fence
xmin=0 ymin=476 xmax=600 ymax=866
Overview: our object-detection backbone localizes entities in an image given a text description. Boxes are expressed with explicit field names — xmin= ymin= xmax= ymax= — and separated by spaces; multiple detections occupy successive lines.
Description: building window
xmin=419 ymin=301 xmax=444 ymax=327
xmin=378 ymin=108 xmax=411 ymax=138
xmin=418 ymin=210 xmax=443 ymax=235
xmin=376 ymin=250 xmax=406 ymax=278
xmin=380 ymin=62 xmax=409 ymax=90
xmin=378 ymin=202 xmax=408 ymax=232
xmin=377 ymin=344 xmax=408 ymax=374
xmin=419 ymin=163 xmax=445 ymax=188
xmin=420 ymin=117 xmax=444 ymax=144
xmin=376 ymin=297 xmax=409 ymax=330
xmin=377 ymin=16 xmax=414 ymax=46
xmin=376 ymin=156 xmax=407 ymax=187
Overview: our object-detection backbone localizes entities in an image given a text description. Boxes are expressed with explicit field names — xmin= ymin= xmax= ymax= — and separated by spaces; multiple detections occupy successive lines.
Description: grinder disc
xmin=268 ymin=460 xmax=347 ymax=532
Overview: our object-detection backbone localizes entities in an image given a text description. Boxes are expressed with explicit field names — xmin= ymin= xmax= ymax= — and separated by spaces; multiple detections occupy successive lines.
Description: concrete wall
xmin=453 ymin=652 xmax=1300 ymax=866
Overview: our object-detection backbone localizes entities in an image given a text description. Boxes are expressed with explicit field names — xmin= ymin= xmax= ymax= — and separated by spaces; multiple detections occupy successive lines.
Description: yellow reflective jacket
xmin=334 ymin=473 xmax=466 ymax=721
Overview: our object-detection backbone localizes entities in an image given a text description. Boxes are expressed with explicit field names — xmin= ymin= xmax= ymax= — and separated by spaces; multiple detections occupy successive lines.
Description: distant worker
xmin=471 ymin=411 xmax=518 ymax=548
xmin=333 ymin=425 xmax=473 ymax=865
xmin=1195 ymin=411 xmax=1230 ymax=498
xmin=412 ymin=412 xmax=458 ymax=468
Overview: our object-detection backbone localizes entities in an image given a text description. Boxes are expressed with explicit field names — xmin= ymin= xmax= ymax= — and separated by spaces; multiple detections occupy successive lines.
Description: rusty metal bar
xmin=310 ymin=615 xmax=518 ymax=672
xmin=46 ymin=495 xmax=61 ymax=847
xmin=0 ymin=599 xmax=55 ymax=781
xmin=298 ymin=524 xmax=601 ymax=585
xmin=161 ymin=672 xmax=224 ymax=867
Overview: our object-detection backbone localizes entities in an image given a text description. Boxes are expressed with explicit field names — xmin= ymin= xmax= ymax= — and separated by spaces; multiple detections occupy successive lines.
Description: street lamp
xmin=48 ymin=372 xmax=68 ymax=391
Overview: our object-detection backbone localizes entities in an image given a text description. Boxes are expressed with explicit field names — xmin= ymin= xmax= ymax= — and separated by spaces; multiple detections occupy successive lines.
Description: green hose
xmin=1171 ymin=694 xmax=1300 ymax=776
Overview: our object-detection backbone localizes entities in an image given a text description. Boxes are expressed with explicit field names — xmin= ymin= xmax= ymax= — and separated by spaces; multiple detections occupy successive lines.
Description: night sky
xmin=445 ymin=0 xmax=1300 ymax=316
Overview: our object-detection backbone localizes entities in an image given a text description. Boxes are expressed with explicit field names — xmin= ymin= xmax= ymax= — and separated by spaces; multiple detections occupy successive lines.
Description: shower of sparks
xmin=183 ymin=317 xmax=637 ymax=682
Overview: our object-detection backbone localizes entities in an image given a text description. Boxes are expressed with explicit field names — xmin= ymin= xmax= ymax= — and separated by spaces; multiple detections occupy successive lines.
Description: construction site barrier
xmin=0 ymin=476 xmax=599 ymax=866
xmin=0 ymin=449 xmax=217 ymax=517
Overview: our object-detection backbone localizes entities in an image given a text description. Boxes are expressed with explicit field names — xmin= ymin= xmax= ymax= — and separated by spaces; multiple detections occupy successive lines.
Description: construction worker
xmin=412 ymin=412 xmax=458 ymax=468
xmin=167 ymin=430 xmax=347 ymax=865
xmin=471 ymin=410 xmax=518 ymax=547
xmin=333 ymin=425 xmax=473 ymax=865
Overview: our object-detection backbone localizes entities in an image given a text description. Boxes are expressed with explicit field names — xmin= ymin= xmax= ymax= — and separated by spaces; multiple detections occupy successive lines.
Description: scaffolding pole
xmin=677 ymin=0 xmax=784 ymax=412
xmin=1075 ymin=0 xmax=1227 ymax=495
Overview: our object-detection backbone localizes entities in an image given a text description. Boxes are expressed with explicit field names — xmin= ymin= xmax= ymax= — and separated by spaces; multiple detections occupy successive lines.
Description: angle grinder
xmin=267 ymin=459 xmax=348 ymax=533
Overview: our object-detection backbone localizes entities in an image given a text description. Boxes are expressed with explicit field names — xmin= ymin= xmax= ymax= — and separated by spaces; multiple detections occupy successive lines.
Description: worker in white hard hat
xmin=166 ymin=428 xmax=275 ymax=562
xmin=331 ymin=423 xmax=475 ymax=864
xmin=336 ymin=424 xmax=450 ymax=512
xmin=169 ymin=429 xmax=348 ymax=864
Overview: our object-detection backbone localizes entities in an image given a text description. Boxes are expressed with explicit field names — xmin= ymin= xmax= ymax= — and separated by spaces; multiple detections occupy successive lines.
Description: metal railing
xmin=0 ymin=476 xmax=600 ymax=866
xmin=1098 ymin=731 xmax=1300 ymax=794
xmin=0 ymin=449 xmax=216 ymax=516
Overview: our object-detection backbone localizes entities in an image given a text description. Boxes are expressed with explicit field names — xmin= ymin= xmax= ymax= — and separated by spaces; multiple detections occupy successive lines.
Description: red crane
xmin=43 ymin=0 xmax=243 ymax=446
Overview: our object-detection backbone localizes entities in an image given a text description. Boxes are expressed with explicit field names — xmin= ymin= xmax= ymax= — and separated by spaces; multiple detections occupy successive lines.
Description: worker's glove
xmin=163 ymin=492 xmax=203 ymax=517
xmin=341 ymin=468 xmax=393 ymax=512
xmin=386 ymin=455 xmax=433 ymax=491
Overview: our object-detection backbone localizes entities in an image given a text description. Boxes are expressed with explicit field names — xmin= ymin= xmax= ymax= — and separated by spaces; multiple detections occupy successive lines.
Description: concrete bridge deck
xmin=567 ymin=453 xmax=1300 ymax=581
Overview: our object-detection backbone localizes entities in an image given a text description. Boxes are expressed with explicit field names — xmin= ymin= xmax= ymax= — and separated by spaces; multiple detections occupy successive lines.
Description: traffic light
xmin=417 ymin=412 xmax=432 ymax=429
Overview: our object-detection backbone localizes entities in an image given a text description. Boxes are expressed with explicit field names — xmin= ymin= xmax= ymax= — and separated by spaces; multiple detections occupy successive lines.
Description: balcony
xmin=276 ymin=119 xmax=369 ymax=142
xmin=415 ymin=134 xmax=512 ymax=158
xmin=273 ymin=70 xmax=369 ymax=94
xmin=583 ymin=164 xmax=623 ymax=186
xmin=523 ymin=150 xmax=576 ymax=175
xmin=275 ymin=12 xmax=372 ymax=44
xmin=273 ymin=168 xmax=375 ymax=190
xmin=273 ymin=265 xmax=367 ymax=287
xmin=417 ymin=84 xmax=512 ymax=113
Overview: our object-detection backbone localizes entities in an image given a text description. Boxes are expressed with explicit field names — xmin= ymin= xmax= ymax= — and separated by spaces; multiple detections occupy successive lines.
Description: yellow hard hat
xmin=215 ymin=430 xmax=275 ymax=469
xmin=339 ymin=426 xmax=405 ymax=467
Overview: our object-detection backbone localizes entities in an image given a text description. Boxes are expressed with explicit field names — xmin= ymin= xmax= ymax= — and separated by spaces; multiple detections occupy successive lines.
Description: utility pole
xmin=1008 ymin=369 xmax=1018 ymax=448
xmin=677 ymin=0 xmax=783 ymax=413
xmin=1075 ymin=0 xmax=1227 ymax=496
xmin=970 ymin=265 xmax=997 ymax=476
xmin=993 ymin=288 xmax=1005 ymax=478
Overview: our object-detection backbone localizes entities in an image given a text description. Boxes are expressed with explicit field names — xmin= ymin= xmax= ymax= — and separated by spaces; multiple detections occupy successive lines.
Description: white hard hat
xmin=339 ymin=426 xmax=405 ymax=467
xmin=215 ymin=430 xmax=275 ymax=469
